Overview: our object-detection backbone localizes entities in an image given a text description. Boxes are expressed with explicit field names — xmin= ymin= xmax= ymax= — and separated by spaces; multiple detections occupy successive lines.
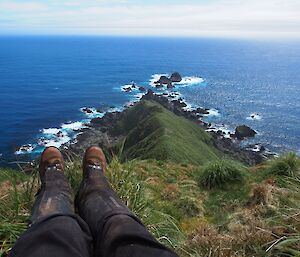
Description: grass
xmin=114 ymin=100 xmax=221 ymax=165
xmin=0 ymin=159 xmax=186 ymax=256
xmin=197 ymin=159 xmax=245 ymax=189
xmin=0 ymin=168 xmax=37 ymax=256
xmin=1 ymin=152 xmax=300 ymax=256
xmin=1 ymin=98 xmax=300 ymax=257
xmin=268 ymin=152 xmax=300 ymax=177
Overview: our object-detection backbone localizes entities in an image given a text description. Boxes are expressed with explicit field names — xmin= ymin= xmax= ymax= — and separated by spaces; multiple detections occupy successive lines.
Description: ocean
xmin=0 ymin=36 xmax=299 ymax=165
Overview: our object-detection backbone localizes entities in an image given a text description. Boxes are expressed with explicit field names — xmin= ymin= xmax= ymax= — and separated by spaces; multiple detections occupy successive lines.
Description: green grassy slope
xmin=115 ymin=100 xmax=220 ymax=165
xmin=1 ymin=154 xmax=300 ymax=257
xmin=1 ymin=99 xmax=300 ymax=257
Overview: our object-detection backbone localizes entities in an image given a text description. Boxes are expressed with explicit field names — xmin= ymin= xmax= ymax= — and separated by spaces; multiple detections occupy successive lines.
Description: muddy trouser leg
xmin=9 ymin=169 xmax=93 ymax=257
xmin=76 ymin=165 xmax=179 ymax=257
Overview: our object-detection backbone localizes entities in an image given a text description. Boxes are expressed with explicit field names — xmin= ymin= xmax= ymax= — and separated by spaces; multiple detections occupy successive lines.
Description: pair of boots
xmin=32 ymin=146 xmax=132 ymax=233
xmin=10 ymin=146 xmax=178 ymax=257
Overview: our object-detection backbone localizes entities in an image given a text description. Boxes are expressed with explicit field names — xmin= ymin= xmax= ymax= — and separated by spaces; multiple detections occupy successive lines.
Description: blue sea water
xmin=0 ymin=36 xmax=299 ymax=165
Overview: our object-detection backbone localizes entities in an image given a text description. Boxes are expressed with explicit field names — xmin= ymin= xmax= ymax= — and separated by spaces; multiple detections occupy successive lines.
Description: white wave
xmin=80 ymin=107 xmax=104 ymax=119
xmin=108 ymin=106 xmax=124 ymax=113
xmin=43 ymin=128 xmax=61 ymax=135
xmin=246 ymin=113 xmax=262 ymax=121
xmin=15 ymin=144 xmax=35 ymax=155
xmin=247 ymin=144 xmax=261 ymax=152
xmin=41 ymin=136 xmax=71 ymax=148
xmin=245 ymin=144 xmax=267 ymax=153
xmin=183 ymin=102 xmax=193 ymax=111
xmin=124 ymin=101 xmax=135 ymax=108
xmin=176 ymin=76 xmax=204 ymax=86
xmin=62 ymin=121 xmax=84 ymax=131
xmin=134 ymin=93 xmax=144 ymax=100
xmin=205 ymin=109 xmax=220 ymax=117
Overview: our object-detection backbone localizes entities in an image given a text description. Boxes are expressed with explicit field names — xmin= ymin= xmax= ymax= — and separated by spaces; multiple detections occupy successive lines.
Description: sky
xmin=0 ymin=0 xmax=299 ymax=38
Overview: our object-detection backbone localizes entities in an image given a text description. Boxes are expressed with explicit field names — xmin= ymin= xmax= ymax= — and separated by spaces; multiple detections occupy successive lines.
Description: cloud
xmin=0 ymin=1 xmax=48 ymax=12
xmin=0 ymin=0 xmax=299 ymax=38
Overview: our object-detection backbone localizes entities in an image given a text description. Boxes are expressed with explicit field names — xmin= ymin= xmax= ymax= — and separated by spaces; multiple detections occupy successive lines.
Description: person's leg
xmin=76 ymin=146 xmax=178 ymax=257
xmin=10 ymin=147 xmax=92 ymax=257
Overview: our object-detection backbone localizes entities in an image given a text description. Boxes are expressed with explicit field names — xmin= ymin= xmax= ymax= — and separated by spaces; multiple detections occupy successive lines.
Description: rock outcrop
xmin=155 ymin=76 xmax=172 ymax=86
xmin=170 ymin=72 xmax=182 ymax=82
xmin=139 ymin=86 xmax=146 ymax=92
xmin=234 ymin=125 xmax=257 ymax=140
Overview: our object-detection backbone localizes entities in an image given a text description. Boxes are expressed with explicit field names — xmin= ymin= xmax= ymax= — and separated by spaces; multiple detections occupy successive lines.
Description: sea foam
xmin=61 ymin=121 xmax=85 ymax=131
xmin=246 ymin=113 xmax=262 ymax=121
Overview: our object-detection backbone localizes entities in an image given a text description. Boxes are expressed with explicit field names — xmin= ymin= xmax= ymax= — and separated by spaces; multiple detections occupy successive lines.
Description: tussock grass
xmin=0 ymin=168 xmax=38 ymax=256
xmin=265 ymin=176 xmax=300 ymax=256
xmin=268 ymin=152 xmax=300 ymax=177
xmin=198 ymin=159 xmax=245 ymax=189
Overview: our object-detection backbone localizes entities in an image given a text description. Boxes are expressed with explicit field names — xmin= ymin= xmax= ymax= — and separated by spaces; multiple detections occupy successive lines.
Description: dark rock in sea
xmin=155 ymin=84 xmax=164 ymax=88
xmin=234 ymin=125 xmax=257 ymax=140
xmin=143 ymin=90 xmax=154 ymax=99
xmin=123 ymin=87 xmax=132 ymax=92
xmin=211 ymin=136 xmax=263 ymax=165
xmin=167 ymin=84 xmax=175 ymax=89
xmin=56 ymin=131 xmax=64 ymax=138
xmin=155 ymin=76 xmax=172 ymax=86
xmin=217 ymin=130 xmax=223 ymax=136
xmin=82 ymin=107 xmax=93 ymax=114
xmin=192 ymin=107 xmax=209 ymax=115
xmin=139 ymin=86 xmax=146 ymax=92
xmin=171 ymin=100 xmax=187 ymax=108
xmin=170 ymin=72 xmax=182 ymax=82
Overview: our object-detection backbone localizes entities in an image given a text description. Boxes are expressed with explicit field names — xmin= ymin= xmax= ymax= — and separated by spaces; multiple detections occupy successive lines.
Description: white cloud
xmin=0 ymin=1 xmax=48 ymax=12
xmin=0 ymin=0 xmax=300 ymax=38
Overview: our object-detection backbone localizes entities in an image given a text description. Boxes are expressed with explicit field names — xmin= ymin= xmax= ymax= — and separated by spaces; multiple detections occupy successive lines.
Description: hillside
xmin=114 ymin=100 xmax=221 ymax=164
xmin=1 ymin=99 xmax=300 ymax=257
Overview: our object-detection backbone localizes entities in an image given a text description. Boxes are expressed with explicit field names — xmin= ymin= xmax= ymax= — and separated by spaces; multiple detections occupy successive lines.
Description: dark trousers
xmin=9 ymin=166 xmax=178 ymax=257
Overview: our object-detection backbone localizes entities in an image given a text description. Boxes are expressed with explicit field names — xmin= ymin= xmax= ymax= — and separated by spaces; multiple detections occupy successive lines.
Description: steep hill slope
xmin=113 ymin=100 xmax=221 ymax=165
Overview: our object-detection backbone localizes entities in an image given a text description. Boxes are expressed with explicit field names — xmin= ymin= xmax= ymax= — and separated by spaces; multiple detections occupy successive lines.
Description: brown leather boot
xmin=31 ymin=147 xmax=74 ymax=224
xmin=83 ymin=146 xmax=107 ymax=176
xmin=39 ymin=146 xmax=64 ymax=181
xmin=76 ymin=146 xmax=132 ymax=237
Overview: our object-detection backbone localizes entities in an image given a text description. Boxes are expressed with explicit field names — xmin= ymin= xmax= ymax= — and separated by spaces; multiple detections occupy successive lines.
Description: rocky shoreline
xmin=14 ymin=72 xmax=274 ymax=168
xmin=68 ymin=90 xmax=272 ymax=166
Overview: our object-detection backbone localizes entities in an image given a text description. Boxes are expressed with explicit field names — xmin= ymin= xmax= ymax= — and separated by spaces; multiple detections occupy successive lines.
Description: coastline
xmin=67 ymin=90 xmax=272 ymax=166
xmin=12 ymin=73 xmax=278 ymax=166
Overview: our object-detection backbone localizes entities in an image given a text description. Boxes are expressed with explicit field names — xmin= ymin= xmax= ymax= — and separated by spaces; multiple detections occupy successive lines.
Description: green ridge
xmin=116 ymin=100 xmax=220 ymax=165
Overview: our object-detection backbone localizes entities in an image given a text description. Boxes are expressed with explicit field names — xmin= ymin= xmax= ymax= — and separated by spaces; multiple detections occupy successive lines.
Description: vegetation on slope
xmin=114 ymin=100 xmax=221 ymax=165
xmin=1 ymin=99 xmax=300 ymax=256
xmin=198 ymin=159 xmax=245 ymax=189
xmin=1 ymin=153 xmax=300 ymax=257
